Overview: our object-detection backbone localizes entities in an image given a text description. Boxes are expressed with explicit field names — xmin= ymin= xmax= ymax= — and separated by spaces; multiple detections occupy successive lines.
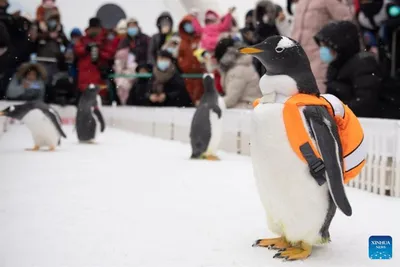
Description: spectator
xmin=126 ymin=63 xmax=152 ymax=106
xmin=36 ymin=0 xmax=60 ymax=32
xmin=314 ymin=21 xmax=381 ymax=118
xmin=74 ymin=17 xmax=114 ymax=100
xmin=70 ymin=27 xmax=82 ymax=45
xmin=36 ymin=8 xmax=69 ymax=83
xmin=6 ymin=62 xmax=47 ymax=101
xmin=151 ymin=50 xmax=193 ymax=107
xmin=215 ymin=38 xmax=261 ymax=109
xmin=290 ymin=0 xmax=353 ymax=93
xmin=243 ymin=9 xmax=255 ymax=31
xmin=240 ymin=10 xmax=256 ymax=46
xmin=178 ymin=14 xmax=205 ymax=105
xmin=148 ymin=12 xmax=175 ymax=65
xmin=118 ymin=18 xmax=150 ymax=65
xmin=191 ymin=8 xmax=234 ymax=53
xmin=65 ymin=28 xmax=82 ymax=82
xmin=113 ymin=45 xmax=138 ymax=105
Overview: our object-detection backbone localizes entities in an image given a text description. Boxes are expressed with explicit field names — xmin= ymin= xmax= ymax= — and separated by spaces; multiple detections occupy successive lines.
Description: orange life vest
xmin=253 ymin=93 xmax=366 ymax=184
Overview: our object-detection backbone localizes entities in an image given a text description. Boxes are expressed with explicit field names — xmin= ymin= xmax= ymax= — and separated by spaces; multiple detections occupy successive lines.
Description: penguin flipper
xmin=93 ymin=107 xmax=106 ymax=132
xmin=303 ymin=106 xmax=352 ymax=216
xmin=43 ymin=108 xmax=68 ymax=138
xmin=212 ymin=105 xmax=222 ymax=119
xmin=190 ymin=107 xmax=211 ymax=158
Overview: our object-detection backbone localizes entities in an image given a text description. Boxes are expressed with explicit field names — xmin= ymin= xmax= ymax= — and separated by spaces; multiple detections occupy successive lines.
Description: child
xmin=191 ymin=7 xmax=235 ymax=53
xmin=314 ymin=21 xmax=381 ymax=118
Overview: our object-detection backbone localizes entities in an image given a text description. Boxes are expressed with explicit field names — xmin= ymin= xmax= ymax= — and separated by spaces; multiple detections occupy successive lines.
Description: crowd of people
xmin=0 ymin=0 xmax=399 ymax=118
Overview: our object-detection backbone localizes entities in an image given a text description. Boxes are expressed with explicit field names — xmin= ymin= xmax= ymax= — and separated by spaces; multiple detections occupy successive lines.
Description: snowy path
xmin=0 ymin=125 xmax=399 ymax=267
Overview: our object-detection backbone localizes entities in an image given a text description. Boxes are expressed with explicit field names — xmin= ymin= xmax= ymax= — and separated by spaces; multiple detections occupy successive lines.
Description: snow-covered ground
xmin=0 ymin=124 xmax=399 ymax=267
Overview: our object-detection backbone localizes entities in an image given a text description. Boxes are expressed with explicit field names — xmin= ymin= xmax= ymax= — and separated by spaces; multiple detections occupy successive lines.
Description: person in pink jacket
xmin=191 ymin=7 xmax=235 ymax=53
xmin=290 ymin=0 xmax=354 ymax=93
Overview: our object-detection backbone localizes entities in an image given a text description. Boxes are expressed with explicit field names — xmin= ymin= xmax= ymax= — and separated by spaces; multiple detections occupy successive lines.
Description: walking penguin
xmin=75 ymin=84 xmax=105 ymax=143
xmin=189 ymin=73 xmax=225 ymax=160
xmin=240 ymin=35 xmax=366 ymax=260
xmin=0 ymin=101 xmax=67 ymax=151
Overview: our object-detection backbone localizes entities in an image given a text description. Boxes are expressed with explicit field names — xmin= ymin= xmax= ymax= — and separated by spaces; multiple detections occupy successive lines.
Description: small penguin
xmin=239 ymin=36 xmax=352 ymax=260
xmin=0 ymin=101 xmax=67 ymax=151
xmin=189 ymin=73 xmax=225 ymax=160
xmin=75 ymin=84 xmax=105 ymax=143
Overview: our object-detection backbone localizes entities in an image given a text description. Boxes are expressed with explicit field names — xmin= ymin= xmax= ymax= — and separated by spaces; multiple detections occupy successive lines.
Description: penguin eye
xmin=275 ymin=46 xmax=284 ymax=53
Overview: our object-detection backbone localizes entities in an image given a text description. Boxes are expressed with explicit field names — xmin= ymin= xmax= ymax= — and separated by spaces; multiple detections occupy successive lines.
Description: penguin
xmin=239 ymin=35 xmax=352 ymax=261
xmin=75 ymin=84 xmax=105 ymax=143
xmin=0 ymin=101 xmax=67 ymax=151
xmin=189 ymin=73 xmax=226 ymax=160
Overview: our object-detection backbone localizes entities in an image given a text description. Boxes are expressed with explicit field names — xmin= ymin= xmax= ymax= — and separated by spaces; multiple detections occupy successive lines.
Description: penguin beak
xmin=239 ymin=47 xmax=264 ymax=54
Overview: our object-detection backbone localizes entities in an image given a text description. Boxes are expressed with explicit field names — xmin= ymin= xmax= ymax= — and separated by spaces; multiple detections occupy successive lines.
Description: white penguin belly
xmin=251 ymin=103 xmax=330 ymax=245
xmin=22 ymin=109 xmax=60 ymax=147
xmin=206 ymin=97 xmax=225 ymax=154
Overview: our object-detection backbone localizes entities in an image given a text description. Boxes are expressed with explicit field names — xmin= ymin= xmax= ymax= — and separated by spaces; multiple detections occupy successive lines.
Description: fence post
xmin=394 ymin=122 xmax=400 ymax=197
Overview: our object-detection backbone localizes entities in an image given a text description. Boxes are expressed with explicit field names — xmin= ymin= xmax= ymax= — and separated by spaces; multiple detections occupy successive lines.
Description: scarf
xmin=152 ymin=63 xmax=176 ymax=93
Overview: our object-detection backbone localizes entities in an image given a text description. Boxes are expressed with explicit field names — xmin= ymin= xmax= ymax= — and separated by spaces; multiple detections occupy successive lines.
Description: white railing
xmin=1 ymin=101 xmax=399 ymax=197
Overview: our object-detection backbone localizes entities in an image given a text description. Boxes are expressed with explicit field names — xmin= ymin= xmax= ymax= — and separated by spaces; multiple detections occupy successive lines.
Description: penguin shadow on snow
xmin=189 ymin=73 xmax=225 ymax=162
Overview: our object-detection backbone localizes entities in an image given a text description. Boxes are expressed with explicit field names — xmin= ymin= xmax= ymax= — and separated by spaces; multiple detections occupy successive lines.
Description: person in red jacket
xmin=74 ymin=18 xmax=114 ymax=99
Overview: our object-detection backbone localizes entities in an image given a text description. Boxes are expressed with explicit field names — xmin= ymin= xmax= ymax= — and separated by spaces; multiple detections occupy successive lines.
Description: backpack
xmin=253 ymin=93 xmax=366 ymax=184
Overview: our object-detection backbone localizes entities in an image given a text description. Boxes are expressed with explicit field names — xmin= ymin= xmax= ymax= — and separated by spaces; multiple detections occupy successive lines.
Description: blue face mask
xmin=166 ymin=47 xmax=177 ymax=55
xmin=183 ymin=23 xmax=194 ymax=33
xmin=157 ymin=60 xmax=170 ymax=71
xmin=127 ymin=27 xmax=138 ymax=37
xmin=319 ymin=46 xmax=335 ymax=64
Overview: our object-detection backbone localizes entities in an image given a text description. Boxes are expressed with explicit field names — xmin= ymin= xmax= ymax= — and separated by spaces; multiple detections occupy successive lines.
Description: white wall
xmin=8 ymin=0 xmax=287 ymax=37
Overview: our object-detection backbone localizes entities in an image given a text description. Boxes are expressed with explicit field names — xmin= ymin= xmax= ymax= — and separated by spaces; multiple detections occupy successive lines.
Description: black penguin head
xmin=83 ymin=83 xmax=100 ymax=97
xmin=0 ymin=103 xmax=32 ymax=120
xmin=202 ymin=73 xmax=217 ymax=94
xmin=239 ymin=35 xmax=319 ymax=95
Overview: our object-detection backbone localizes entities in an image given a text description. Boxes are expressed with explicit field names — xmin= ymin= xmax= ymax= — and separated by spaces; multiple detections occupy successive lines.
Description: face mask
xmin=183 ymin=23 xmax=194 ymax=33
xmin=127 ymin=27 xmax=138 ymax=37
xmin=166 ymin=47 xmax=177 ymax=55
xmin=157 ymin=60 xmax=170 ymax=71
xmin=47 ymin=19 xmax=57 ymax=30
xmin=161 ymin=24 xmax=171 ymax=34
xmin=107 ymin=33 xmax=115 ymax=40
xmin=319 ymin=46 xmax=335 ymax=64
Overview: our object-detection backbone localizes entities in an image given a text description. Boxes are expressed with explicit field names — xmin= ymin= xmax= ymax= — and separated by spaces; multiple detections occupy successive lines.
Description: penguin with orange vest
xmin=239 ymin=35 xmax=366 ymax=261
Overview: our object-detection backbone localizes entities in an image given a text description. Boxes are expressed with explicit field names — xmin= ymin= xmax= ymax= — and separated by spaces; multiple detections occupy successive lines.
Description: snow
xmin=0 ymin=124 xmax=399 ymax=267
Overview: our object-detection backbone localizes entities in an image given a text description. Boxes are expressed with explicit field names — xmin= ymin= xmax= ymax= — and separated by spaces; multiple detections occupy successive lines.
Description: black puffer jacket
xmin=315 ymin=21 xmax=382 ymax=118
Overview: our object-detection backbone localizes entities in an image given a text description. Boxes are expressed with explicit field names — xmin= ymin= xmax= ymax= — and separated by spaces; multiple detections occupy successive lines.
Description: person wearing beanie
xmin=151 ymin=50 xmax=192 ymax=107
xmin=314 ymin=20 xmax=381 ymax=118
xmin=148 ymin=11 xmax=176 ymax=65
xmin=74 ymin=17 xmax=114 ymax=101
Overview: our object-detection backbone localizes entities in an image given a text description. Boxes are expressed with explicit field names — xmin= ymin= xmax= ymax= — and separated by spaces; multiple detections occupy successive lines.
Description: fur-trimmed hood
xmin=16 ymin=62 xmax=47 ymax=80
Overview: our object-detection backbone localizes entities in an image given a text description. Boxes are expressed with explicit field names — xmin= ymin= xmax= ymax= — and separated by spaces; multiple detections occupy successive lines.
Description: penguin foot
xmin=252 ymin=237 xmax=290 ymax=249
xmin=273 ymin=242 xmax=312 ymax=261
xmin=47 ymin=146 xmax=56 ymax=152
xmin=25 ymin=145 xmax=40 ymax=151
xmin=205 ymin=155 xmax=220 ymax=161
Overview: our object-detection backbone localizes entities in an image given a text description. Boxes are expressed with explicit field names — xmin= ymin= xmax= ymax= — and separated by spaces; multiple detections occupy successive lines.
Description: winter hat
xmin=70 ymin=27 xmax=82 ymax=37
xmin=214 ymin=37 xmax=235 ymax=62
xmin=89 ymin=17 xmax=102 ymax=28
xmin=127 ymin=18 xmax=139 ymax=26
xmin=205 ymin=10 xmax=219 ymax=22
xmin=246 ymin=9 xmax=254 ymax=18
xmin=157 ymin=12 xmax=173 ymax=29
xmin=158 ymin=50 xmax=175 ymax=61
